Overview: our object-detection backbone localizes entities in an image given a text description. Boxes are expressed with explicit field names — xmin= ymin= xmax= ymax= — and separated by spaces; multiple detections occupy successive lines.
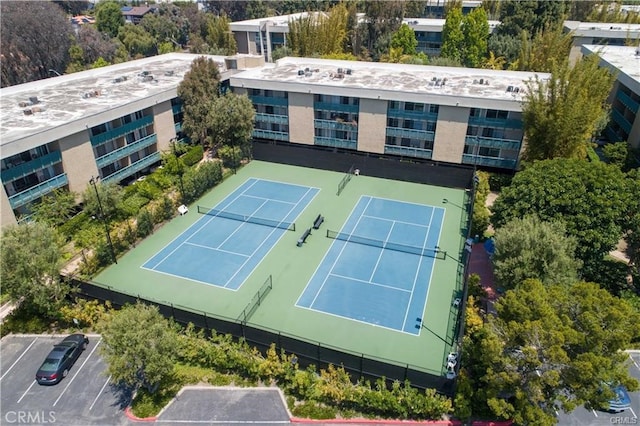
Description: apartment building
xmin=402 ymin=18 xmax=500 ymax=56
xmin=565 ymin=21 xmax=640 ymax=63
xmin=231 ymin=56 xmax=546 ymax=171
xmin=0 ymin=53 xmax=265 ymax=228
xmin=582 ymin=44 xmax=640 ymax=148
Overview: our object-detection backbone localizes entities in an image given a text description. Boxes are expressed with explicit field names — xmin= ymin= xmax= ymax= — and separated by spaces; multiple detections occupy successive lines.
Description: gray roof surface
xmin=582 ymin=44 xmax=640 ymax=93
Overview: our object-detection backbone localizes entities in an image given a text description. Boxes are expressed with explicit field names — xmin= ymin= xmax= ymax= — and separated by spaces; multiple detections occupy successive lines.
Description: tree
xmin=470 ymin=171 xmax=490 ymax=237
xmin=390 ymin=23 xmax=418 ymax=56
xmin=493 ymin=215 xmax=582 ymax=289
xmin=624 ymin=169 xmax=640 ymax=275
xmin=483 ymin=51 xmax=506 ymax=70
xmin=461 ymin=7 xmax=489 ymax=68
xmin=205 ymin=14 xmax=237 ymax=56
xmin=287 ymin=4 xmax=349 ymax=57
xmin=0 ymin=223 xmax=70 ymax=317
xmin=82 ymin=181 xmax=125 ymax=222
xmin=521 ymin=54 xmax=615 ymax=161
xmin=440 ymin=6 xmax=464 ymax=63
xmin=99 ymin=303 xmax=179 ymax=394
xmin=490 ymin=159 xmax=631 ymax=275
xmin=178 ymin=57 xmax=222 ymax=149
xmin=487 ymin=33 xmax=522 ymax=68
xmin=30 ymin=188 xmax=77 ymax=227
xmin=1 ymin=1 xmax=73 ymax=87
xmin=510 ymin=24 xmax=573 ymax=73
xmin=208 ymin=93 xmax=256 ymax=159
xmin=361 ymin=0 xmax=405 ymax=61
xmin=95 ymin=0 xmax=124 ymax=38
xmin=497 ymin=0 xmax=567 ymax=37
xmin=118 ymin=25 xmax=157 ymax=58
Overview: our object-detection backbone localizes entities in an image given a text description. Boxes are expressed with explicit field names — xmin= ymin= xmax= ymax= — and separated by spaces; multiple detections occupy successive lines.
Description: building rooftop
xmin=582 ymin=44 xmax=640 ymax=93
xmin=229 ymin=12 xmax=325 ymax=32
xmin=564 ymin=20 xmax=640 ymax=38
xmin=402 ymin=17 xmax=500 ymax=31
xmin=0 ymin=54 xmax=231 ymax=156
xmin=231 ymin=57 xmax=548 ymax=109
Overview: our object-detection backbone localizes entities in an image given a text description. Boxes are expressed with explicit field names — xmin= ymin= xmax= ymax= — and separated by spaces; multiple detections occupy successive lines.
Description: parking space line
xmin=630 ymin=407 xmax=637 ymax=419
xmin=1 ymin=337 xmax=38 ymax=381
xmin=53 ymin=338 xmax=102 ymax=407
xmin=630 ymin=354 xmax=640 ymax=371
xmin=591 ymin=409 xmax=598 ymax=417
xmin=89 ymin=374 xmax=111 ymax=411
xmin=17 ymin=380 xmax=36 ymax=403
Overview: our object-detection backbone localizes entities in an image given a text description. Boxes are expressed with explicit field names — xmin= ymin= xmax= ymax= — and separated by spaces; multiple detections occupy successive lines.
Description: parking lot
xmin=0 ymin=334 xmax=131 ymax=425
xmin=557 ymin=351 xmax=640 ymax=425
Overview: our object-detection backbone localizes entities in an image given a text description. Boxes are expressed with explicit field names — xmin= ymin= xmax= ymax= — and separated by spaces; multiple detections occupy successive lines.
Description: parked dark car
xmin=36 ymin=334 xmax=89 ymax=385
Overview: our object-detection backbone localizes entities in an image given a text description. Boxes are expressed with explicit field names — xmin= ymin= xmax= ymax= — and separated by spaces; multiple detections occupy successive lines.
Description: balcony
xmin=101 ymin=152 xmax=161 ymax=184
xmin=384 ymin=144 xmax=433 ymax=159
xmin=616 ymin=90 xmax=639 ymax=114
xmin=465 ymin=136 xmax=521 ymax=151
xmin=8 ymin=173 xmax=68 ymax=209
xmin=174 ymin=122 xmax=182 ymax=133
xmin=314 ymin=136 xmax=357 ymax=150
xmin=462 ymin=154 xmax=517 ymax=170
xmin=386 ymin=127 xmax=435 ymax=141
xmin=611 ymin=109 xmax=633 ymax=134
xmin=314 ymin=119 xmax=358 ymax=132
xmin=90 ymin=115 xmax=154 ymax=146
xmin=1 ymin=150 xmax=63 ymax=183
xmin=172 ymin=104 xmax=183 ymax=114
xmin=96 ymin=134 xmax=158 ymax=168
xmin=256 ymin=113 xmax=289 ymax=125
xmin=252 ymin=129 xmax=289 ymax=141
xmin=468 ymin=116 xmax=522 ymax=129
xmin=313 ymin=102 xmax=359 ymax=113
xmin=249 ymin=95 xmax=288 ymax=106
xmin=387 ymin=108 xmax=438 ymax=120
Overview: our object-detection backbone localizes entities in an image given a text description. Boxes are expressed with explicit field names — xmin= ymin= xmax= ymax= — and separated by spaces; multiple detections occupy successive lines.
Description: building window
xmin=486 ymin=109 xmax=508 ymax=119
xmin=479 ymin=147 xmax=500 ymax=157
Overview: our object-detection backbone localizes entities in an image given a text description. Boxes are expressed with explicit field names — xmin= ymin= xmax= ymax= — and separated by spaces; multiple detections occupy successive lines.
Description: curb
xmin=291 ymin=419 xmax=462 ymax=425
xmin=124 ymin=406 xmax=157 ymax=422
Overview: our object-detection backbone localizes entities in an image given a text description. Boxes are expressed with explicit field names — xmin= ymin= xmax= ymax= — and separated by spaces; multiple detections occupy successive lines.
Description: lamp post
xmin=171 ymin=138 xmax=185 ymax=201
xmin=89 ymin=176 xmax=117 ymax=264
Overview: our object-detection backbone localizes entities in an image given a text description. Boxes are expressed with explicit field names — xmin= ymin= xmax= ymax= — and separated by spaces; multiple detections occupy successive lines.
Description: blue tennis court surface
xmin=296 ymin=196 xmax=444 ymax=334
xmin=143 ymin=178 xmax=319 ymax=290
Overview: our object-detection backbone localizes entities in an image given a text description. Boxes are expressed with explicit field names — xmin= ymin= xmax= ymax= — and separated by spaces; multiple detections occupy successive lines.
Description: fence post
xmin=317 ymin=343 xmax=321 ymax=364
xmin=360 ymin=354 xmax=364 ymax=378
xmin=204 ymin=312 xmax=209 ymax=330
xmin=171 ymin=303 xmax=175 ymax=319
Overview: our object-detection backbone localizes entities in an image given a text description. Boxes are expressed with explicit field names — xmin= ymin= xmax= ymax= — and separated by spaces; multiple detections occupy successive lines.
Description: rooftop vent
xmin=514 ymin=87 xmax=520 ymax=93
xmin=113 ymin=76 xmax=128 ymax=83
xmin=635 ymin=47 xmax=640 ymax=56
xmin=479 ymin=78 xmax=484 ymax=84
xmin=29 ymin=96 xmax=39 ymax=105
xmin=346 ymin=68 xmax=352 ymax=75
xmin=298 ymin=69 xmax=305 ymax=76
xmin=507 ymin=85 xmax=514 ymax=92
xmin=164 ymin=70 xmax=174 ymax=77
xmin=139 ymin=70 xmax=150 ymax=76
xmin=142 ymin=75 xmax=154 ymax=82
xmin=473 ymin=79 xmax=479 ymax=84
xmin=432 ymin=77 xmax=437 ymax=81
xmin=82 ymin=89 xmax=101 ymax=98
xmin=337 ymin=68 xmax=343 ymax=74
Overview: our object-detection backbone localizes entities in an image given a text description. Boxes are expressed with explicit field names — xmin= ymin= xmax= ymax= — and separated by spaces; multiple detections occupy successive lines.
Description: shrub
xmin=136 ymin=209 xmax=154 ymax=238
xmin=218 ymin=145 xmax=242 ymax=169
xmin=182 ymin=145 xmax=204 ymax=167
xmin=120 ymin=194 xmax=151 ymax=217
xmin=60 ymin=299 xmax=111 ymax=329
xmin=58 ymin=211 xmax=90 ymax=241
xmin=291 ymin=401 xmax=337 ymax=419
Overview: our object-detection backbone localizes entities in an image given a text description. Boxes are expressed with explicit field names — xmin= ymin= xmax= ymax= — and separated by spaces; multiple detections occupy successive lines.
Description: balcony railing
xmin=465 ymin=136 xmax=521 ymax=151
xmin=8 ymin=173 xmax=68 ymax=209
xmin=96 ymin=134 xmax=158 ymax=168
xmin=102 ymin=152 xmax=161 ymax=184
xmin=252 ymin=129 xmax=289 ymax=141
xmin=611 ymin=109 xmax=633 ymax=134
xmin=249 ymin=95 xmax=288 ymax=106
xmin=384 ymin=144 xmax=433 ymax=159
xmin=90 ymin=115 xmax=154 ymax=146
xmin=314 ymin=119 xmax=358 ymax=132
xmin=468 ymin=116 xmax=522 ymax=129
xmin=616 ymin=90 xmax=639 ymax=114
xmin=172 ymin=104 xmax=183 ymax=114
xmin=313 ymin=102 xmax=359 ymax=113
xmin=1 ymin=150 xmax=63 ymax=183
xmin=386 ymin=127 xmax=435 ymax=141
xmin=174 ymin=122 xmax=182 ymax=133
xmin=256 ymin=113 xmax=289 ymax=125
xmin=387 ymin=108 xmax=438 ymax=120
xmin=462 ymin=154 xmax=517 ymax=169
xmin=314 ymin=136 xmax=357 ymax=150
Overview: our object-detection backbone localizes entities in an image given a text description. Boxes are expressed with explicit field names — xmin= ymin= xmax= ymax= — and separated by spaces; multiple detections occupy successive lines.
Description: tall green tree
xmin=0 ymin=223 xmax=70 ymax=317
xmin=493 ymin=215 xmax=582 ymax=289
xmin=390 ymin=23 xmax=418 ymax=56
xmin=491 ymin=159 xmax=631 ymax=275
xmin=178 ymin=57 xmax=222 ymax=149
xmin=95 ymin=0 xmax=124 ymax=39
xmin=440 ymin=6 xmax=464 ymax=63
xmin=99 ymin=303 xmax=179 ymax=394
xmin=361 ymin=0 xmax=405 ymax=60
xmin=208 ymin=93 xmax=256 ymax=157
xmin=624 ymin=168 xmax=640 ymax=275
xmin=118 ymin=25 xmax=157 ymax=58
xmin=30 ymin=188 xmax=77 ymax=227
xmin=287 ymin=4 xmax=349 ymax=57
xmin=510 ymin=24 xmax=573 ymax=72
xmin=82 ymin=181 xmax=125 ymax=222
xmin=461 ymin=7 xmax=489 ymax=68
xmin=205 ymin=15 xmax=237 ymax=56
xmin=522 ymin=54 xmax=616 ymax=161
xmin=497 ymin=0 xmax=567 ymax=37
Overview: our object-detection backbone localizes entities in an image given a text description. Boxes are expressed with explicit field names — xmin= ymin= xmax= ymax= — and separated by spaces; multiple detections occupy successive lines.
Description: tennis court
xmin=142 ymin=178 xmax=319 ymax=290
xmin=296 ymin=196 xmax=445 ymax=334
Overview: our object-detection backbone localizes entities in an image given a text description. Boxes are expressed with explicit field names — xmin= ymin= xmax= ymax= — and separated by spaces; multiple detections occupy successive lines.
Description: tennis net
xmin=326 ymin=229 xmax=446 ymax=259
xmin=197 ymin=206 xmax=296 ymax=231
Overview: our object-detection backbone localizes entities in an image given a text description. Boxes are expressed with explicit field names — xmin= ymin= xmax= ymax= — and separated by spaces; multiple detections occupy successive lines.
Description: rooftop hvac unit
xmin=139 ymin=70 xmax=150 ymax=76
xmin=23 ymin=109 xmax=33 ymax=115
xmin=305 ymin=67 xmax=310 ymax=72
xmin=635 ymin=47 xmax=640 ymax=56
xmin=484 ymin=79 xmax=489 ymax=85
xmin=479 ymin=78 xmax=484 ymax=84
xmin=143 ymin=75 xmax=154 ymax=82
xmin=337 ymin=68 xmax=343 ymax=74
xmin=29 ymin=96 xmax=39 ymax=104
xmin=507 ymin=85 xmax=514 ymax=92
xmin=432 ymin=76 xmax=437 ymax=81
xmin=473 ymin=79 xmax=479 ymax=84
xmin=298 ymin=69 xmax=305 ymax=75
xmin=514 ymin=87 xmax=520 ymax=93
xmin=346 ymin=68 xmax=352 ymax=75
xmin=164 ymin=70 xmax=174 ymax=76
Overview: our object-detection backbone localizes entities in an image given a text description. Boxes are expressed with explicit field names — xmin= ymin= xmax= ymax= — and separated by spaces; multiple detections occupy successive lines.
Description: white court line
xmin=630 ymin=353 xmax=640 ymax=371
xmin=361 ymin=214 xmax=429 ymax=228
xmin=223 ymin=186 xmax=318 ymax=289
xmin=17 ymin=380 xmax=36 ymax=403
xmin=241 ymin=193 xmax=297 ymax=205
xmin=184 ymin=242 xmax=249 ymax=257
xmin=329 ymin=273 xmax=412 ymax=293
xmin=216 ymin=199 xmax=269 ymax=249
xmin=1 ymin=337 xmax=38 ymax=381
xmin=53 ymin=338 xmax=102 ymax=407
xmin=309 ymin=197 xmax=374 ymax=307
xmin=368 ymin=221 xmax=395 ymax=282
xmin=89 ymin=374 xmax=112 ymax=411
xmin=401 ymin=207 xmax=435 ymax=331
xmin=294 ymin=195 xmax=367 ymax=308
